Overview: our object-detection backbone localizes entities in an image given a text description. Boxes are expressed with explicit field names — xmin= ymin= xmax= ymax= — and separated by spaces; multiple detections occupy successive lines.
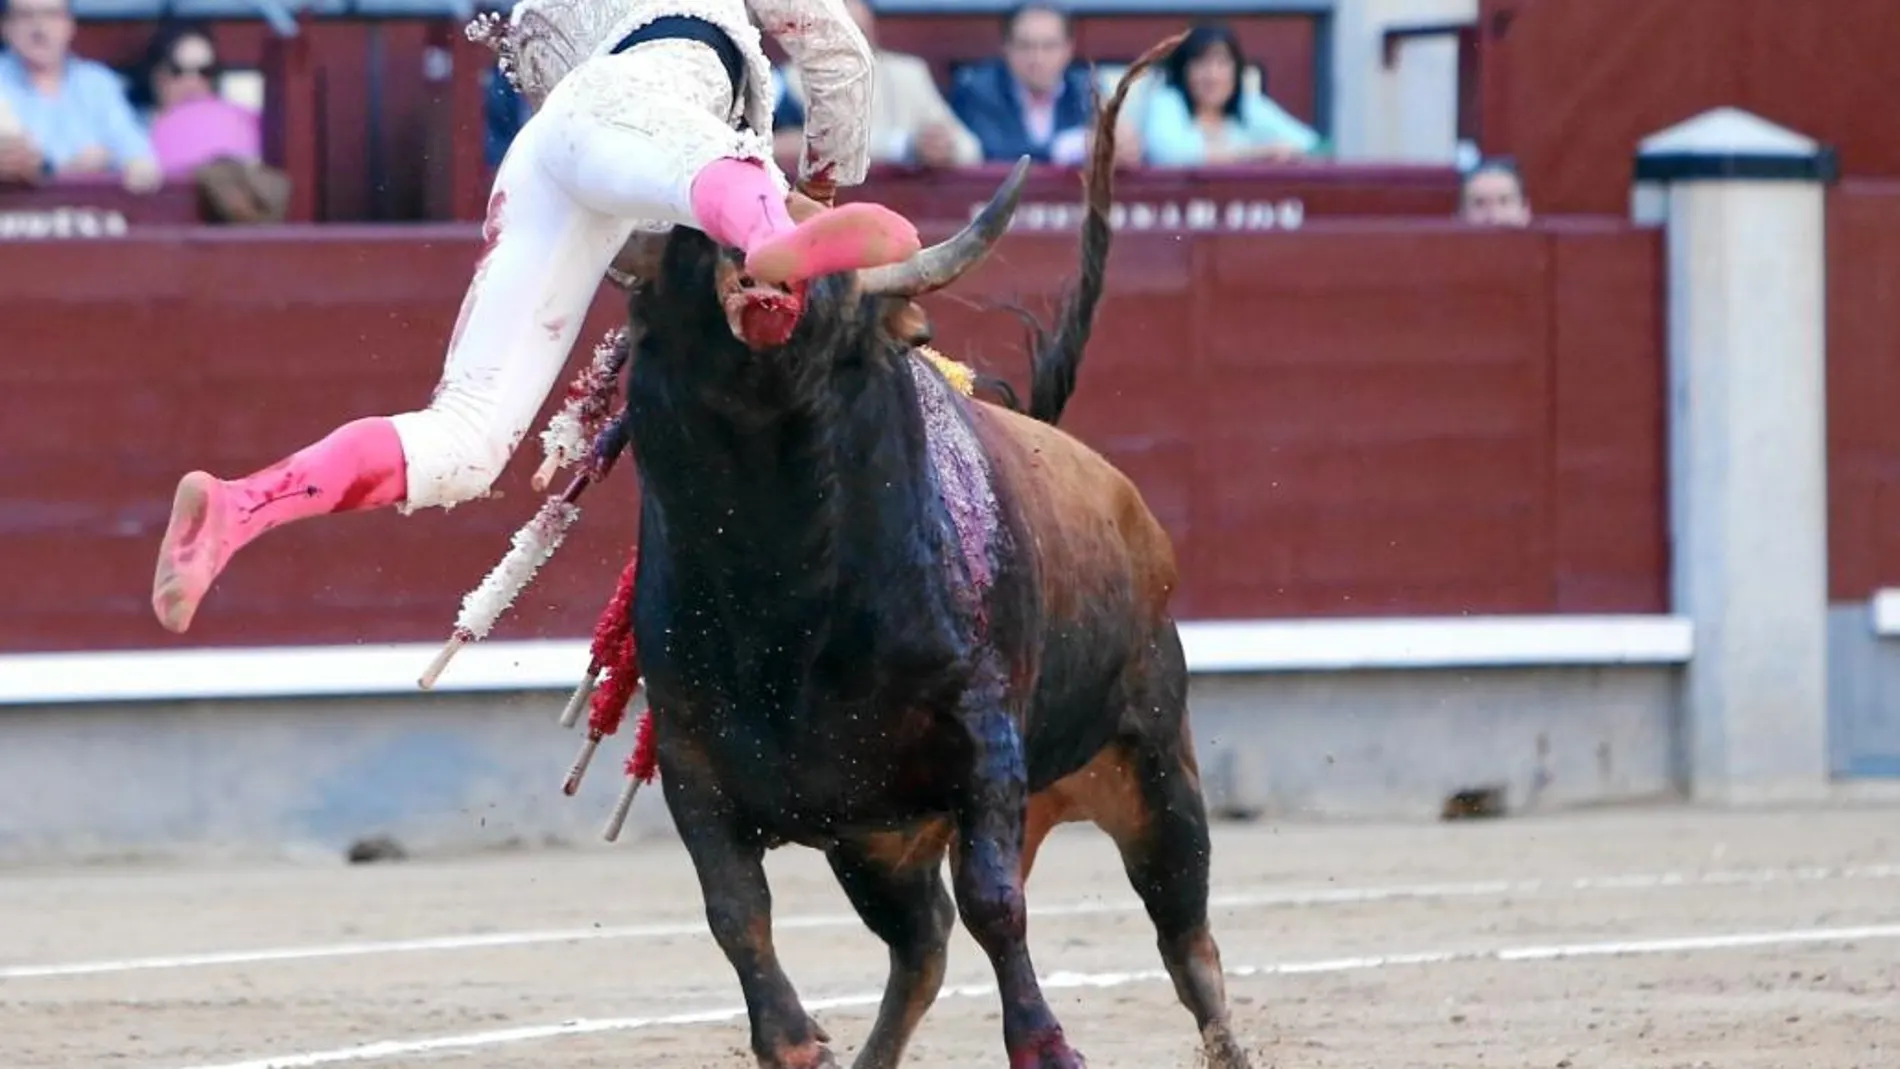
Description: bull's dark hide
xmin=607 ymin=31 xmax=1249 ymax=1069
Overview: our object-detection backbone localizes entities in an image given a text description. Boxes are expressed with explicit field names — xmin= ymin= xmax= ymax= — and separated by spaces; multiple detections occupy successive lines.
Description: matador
xmin=152 ymin=0 xmax=918 ymax=634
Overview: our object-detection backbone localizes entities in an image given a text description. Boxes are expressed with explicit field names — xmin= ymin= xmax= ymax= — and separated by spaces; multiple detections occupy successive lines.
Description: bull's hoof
xmin=1202 ymin=1021 xmax=1254 ymax=1069
xmin=759 ymin=1038 xmax=838 ymax=1069
xmin=1008 ymin=1031 xmax=1086 ymax=1069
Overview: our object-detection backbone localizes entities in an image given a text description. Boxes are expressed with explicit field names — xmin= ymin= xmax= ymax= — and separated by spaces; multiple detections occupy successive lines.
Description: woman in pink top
xmin=131 ymin=21 xmax=259 ymax=179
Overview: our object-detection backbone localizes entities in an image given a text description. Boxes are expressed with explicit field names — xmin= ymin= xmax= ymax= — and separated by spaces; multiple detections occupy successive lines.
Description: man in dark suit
xmin=950 ymin=1 xmax=1094 ymax=165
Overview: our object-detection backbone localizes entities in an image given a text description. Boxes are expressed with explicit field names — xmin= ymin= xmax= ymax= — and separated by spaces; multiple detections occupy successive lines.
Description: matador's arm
xmin=747 ymin=0 xmax=874 ymax=203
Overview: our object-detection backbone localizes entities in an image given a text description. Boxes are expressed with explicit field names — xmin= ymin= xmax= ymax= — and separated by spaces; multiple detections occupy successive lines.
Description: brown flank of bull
xmin=618 ymin=29 xmax=1246 ymax=1069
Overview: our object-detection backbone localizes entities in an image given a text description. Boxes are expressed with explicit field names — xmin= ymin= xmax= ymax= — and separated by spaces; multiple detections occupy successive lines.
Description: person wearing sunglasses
xmin=130 ymin=20 xmax=260 ymax=180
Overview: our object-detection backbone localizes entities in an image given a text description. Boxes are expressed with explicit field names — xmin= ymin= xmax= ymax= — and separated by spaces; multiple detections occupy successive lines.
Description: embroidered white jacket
xmin=503 ymin=0 xmax=873 ymax=186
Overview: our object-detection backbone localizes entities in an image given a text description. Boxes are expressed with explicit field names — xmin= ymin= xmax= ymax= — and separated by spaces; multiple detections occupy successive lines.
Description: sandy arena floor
xmin=2 ymin=803 xmax=1898 ymax=1068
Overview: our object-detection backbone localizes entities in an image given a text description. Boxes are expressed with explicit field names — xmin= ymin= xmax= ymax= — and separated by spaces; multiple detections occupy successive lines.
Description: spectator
xmin=0 ymin=11 xmax=41 ymax=183
xmin=0 ymin=79 xmax=23 ymax=178
xmin=0 ymin=2 xmax=45 ymax=183
xmin=0 ymin=98 xmax=37 ymax=186
xmin=781 ymin=0 xmax=980 ymax=170
xmin=1138 ymin=22 xmax=1318 ymax=167
xmin=1460 ymin=158 xmax=1532 ymax=226
xmin=128 ymin=20 xmax=260 ymax=180
xmin=950 ymin=1 xmax=1094 ymax=166
xmin=0 ymin=0 xmax=160 ymax=190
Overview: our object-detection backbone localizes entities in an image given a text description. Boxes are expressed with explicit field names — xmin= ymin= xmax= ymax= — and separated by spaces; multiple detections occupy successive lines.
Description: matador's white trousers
xmin=388 ymin=40 xmax=784 ymax=510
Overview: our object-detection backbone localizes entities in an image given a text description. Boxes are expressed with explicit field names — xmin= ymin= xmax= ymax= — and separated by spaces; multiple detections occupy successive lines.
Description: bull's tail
xmin=1025 ymin=32 xmax=1185 ymax=427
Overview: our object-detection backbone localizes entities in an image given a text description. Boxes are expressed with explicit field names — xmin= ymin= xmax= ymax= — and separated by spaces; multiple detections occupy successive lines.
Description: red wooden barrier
xmin=0 ymin=179 xmax=200 ymax=232
xmin=840 ymin=162 xmax=1460 ymax=228
xmin=1826 ymin=181 xmax=1900 ymax=602
xmin=1477 ymin=0 xmax=1900 ymax=216
xmin=0 ymin=220 xmax=1666 ymax=654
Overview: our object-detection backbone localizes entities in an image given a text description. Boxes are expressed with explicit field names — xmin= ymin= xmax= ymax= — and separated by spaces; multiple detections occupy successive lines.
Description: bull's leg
xmin=825 ymin=834 xmax=955 ymax=1069
xmin=672 ymin=800 xmax=833 ymax=1069
xmin=953 ymin=697 xmax=1086 ymax=1069
xmin=1108 ymin=723 xmax=1252 ymax=1069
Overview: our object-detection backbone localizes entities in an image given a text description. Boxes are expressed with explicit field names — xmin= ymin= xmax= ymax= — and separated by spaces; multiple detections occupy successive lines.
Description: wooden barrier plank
xmin=0 ymin=182 xmax=200 ymax=233
xmin=840 ymin=162 xmax=1461 ymax=228
xmin=1190 ymin=224 xmax=1555 ymax=615
xmin=0 ymin=221 xmax=1668 ymax=652
xmin=1547 ymin=222 xmax=1667 ymax=611
xmin=1477 ymin=0 xmax=1900 ymax=215
xmin=1826 ymin=181 xmax=1900 ymax=602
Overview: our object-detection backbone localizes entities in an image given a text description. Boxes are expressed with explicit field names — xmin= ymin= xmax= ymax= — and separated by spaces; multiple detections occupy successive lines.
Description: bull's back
xmin=973 ymin=404 xmax=1180 ymax=788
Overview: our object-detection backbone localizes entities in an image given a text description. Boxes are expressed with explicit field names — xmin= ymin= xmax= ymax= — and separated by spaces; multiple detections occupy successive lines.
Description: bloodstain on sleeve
xmin=749 ymin=0 xmax=873 ymax=187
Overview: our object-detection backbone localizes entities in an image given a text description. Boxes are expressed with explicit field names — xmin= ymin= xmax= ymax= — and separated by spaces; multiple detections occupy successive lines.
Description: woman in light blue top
xmin=1139 ymin=22 xmax=1321 ymax=167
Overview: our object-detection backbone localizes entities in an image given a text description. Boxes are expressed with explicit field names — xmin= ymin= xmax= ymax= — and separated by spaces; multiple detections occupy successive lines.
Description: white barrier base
xmin=1870 ymin=589 xmax=1900 ymax=636
xmin=0 ymin=615 xmax=1693 ymax=706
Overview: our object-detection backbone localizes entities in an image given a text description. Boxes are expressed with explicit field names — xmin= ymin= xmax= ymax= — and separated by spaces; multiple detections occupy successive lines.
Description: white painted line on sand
xmin=6 ymin=861 xmax=1896 ymax=982
xmin=169 ymin=922 xmax=1900 ymax=1069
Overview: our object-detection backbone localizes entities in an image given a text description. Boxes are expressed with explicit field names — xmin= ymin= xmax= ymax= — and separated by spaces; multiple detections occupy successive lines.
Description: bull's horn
xmin=858 ymin=155 xmax=1033 ymax=298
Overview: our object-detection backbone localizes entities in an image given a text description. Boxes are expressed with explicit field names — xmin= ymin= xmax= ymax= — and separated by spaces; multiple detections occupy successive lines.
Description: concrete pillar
xmin=1633 ymin=108 xmax=1837 ymax=802
xmin=1329 ymin=0 xmax=1478 ymax=160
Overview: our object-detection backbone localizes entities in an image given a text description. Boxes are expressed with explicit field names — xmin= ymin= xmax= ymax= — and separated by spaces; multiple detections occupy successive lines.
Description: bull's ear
xmin=607 ymin=230 xmax=669 ymax=289
xmin=714 ymin=256 xmax=746 ymax=295
xmin=653 ymin=226 xmax=731 ymax=296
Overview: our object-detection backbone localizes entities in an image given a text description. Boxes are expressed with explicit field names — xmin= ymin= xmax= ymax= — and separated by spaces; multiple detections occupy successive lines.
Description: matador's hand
xmin=786 ymin=188 xmax=828 ymax=223
xmin=795 ymin=174 xmax=837 ymax=208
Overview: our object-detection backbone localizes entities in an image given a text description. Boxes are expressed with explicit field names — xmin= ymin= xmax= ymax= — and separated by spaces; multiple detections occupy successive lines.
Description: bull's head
xmin=625 ymin=157 xmax=1030 ymax=358
xmin=634 ymin=160 xmax=1032 ymax=442
xmin=650 ymin=158 xmax=1032 ymax=363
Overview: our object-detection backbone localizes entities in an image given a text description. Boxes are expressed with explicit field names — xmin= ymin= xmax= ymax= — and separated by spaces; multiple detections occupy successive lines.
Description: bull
xmin=620 ymin=33 xmax=1248 ymax=1069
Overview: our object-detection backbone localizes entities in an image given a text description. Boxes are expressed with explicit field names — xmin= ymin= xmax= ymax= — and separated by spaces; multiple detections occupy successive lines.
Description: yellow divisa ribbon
xmin=916 ymin=345 xmax=977 ymax=397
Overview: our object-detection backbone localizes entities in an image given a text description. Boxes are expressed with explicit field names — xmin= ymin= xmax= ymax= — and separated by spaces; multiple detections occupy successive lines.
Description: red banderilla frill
xmin=559 ymin=548 xmax=656 ymax=843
